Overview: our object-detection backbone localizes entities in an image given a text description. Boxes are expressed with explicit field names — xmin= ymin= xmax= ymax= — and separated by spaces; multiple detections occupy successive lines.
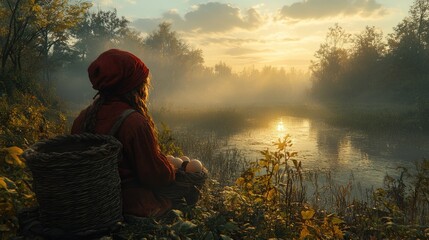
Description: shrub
xmin=0 ymin=93 xmax=66 ymax=147
xmin=0 ymin=147 xmax=36 ymax=239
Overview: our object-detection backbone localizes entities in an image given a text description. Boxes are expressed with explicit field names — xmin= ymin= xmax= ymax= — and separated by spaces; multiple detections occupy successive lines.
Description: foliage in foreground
xmin=0 ymin=93 xmax=67 ymax=147
xmin=0 ymin=146 xmax=35 ymax=239
xmin=1 ymin=140 xmax=429 ymax=239
xmin=112 ymin=136 xmax=429 ymax=239
xmin=0 ymin=93 xmax=67 ymax=239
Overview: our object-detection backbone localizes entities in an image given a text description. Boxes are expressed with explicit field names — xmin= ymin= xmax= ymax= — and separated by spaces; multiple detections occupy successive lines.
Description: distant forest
xmin=310 ymin=2 xmax=429 ymax=106
xmin=0 ymin=0 xmax=428 ymax=110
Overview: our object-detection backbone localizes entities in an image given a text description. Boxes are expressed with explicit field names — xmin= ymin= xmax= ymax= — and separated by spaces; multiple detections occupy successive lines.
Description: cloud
xmin=132 ymin=2 xmax=263 ymax=33
xmin=132 ymin=18 xmax=161 ymax=32
xmin=278 ymin=0 xmax=386 ymax=20
xmin=225 ymin=47 xmax=263 ymax=56
xmin=282 ymin=37 xmax=300 ymax=42
xmin=200 ymin=37 xmax=265 ymax=45
xmin=196 ymin=36 xmax=300 ymax=47
xmin=130 ymin=11 xmax=186 ymax=32
xmin=183 ymin=2 xmax=262 ymax=32
xmin=98 ymin=0 xmax=113 ymax=7
xmin=162 ymin=10 xmax=187 ymax=29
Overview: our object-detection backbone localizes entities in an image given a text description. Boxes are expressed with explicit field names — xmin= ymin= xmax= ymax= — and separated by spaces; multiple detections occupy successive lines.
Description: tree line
xmin=0 ymin=0 xmax=307 ymax=108
xmin=1 ymin=0 xmax=427 ymax=110
xmin=310 ymin=0 xmax=429 ymax=107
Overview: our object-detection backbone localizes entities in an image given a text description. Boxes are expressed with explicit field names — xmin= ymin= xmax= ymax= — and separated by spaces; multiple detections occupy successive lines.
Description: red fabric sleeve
xmin=71 ymin=108 xmax=88 ymax=134
xmin=118 ymin=113 xmax=175 ymax=189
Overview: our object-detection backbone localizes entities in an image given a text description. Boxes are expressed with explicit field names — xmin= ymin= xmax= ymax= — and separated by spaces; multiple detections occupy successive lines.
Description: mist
xmin=37 ymin=0 xmax=426 ymax=134
xmin=54 ymin=20 xmax=311 ymax=112
xmin=47 ymin=3 xmax=429 ymax=136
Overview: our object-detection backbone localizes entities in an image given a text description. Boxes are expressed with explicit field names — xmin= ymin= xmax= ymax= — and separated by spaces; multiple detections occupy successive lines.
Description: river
xmin=168 ymin=112 xmax=429 ymax=191
xmin=221 ymin=115 xmax=429 ymax=190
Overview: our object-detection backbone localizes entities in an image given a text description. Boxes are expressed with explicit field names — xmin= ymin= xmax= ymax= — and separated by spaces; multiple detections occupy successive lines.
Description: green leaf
xmin=222 ymin=221 xmax=239 ymax=233
xmin=172 ymin=220 xmax=197 ymax=233
xmin=170 ymin=209 xmax=184 ymax=219
xmin=220 ymin=234 xmax=234 ymax=240
xmin=331 ymin=217 xmax=343 ymax=225
xmin=204 ymin=232 xmax=215 ymax=240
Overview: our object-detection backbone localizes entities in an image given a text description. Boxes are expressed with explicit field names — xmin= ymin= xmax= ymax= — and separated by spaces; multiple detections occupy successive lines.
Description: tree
xmin=388 ymin=0 xmax=429 ymax=75
xmin=343 ymin=26 xmax=386 ymax=100
xmin=309 ymin=0 xmax=429 ymax=105
xmin=71 ymin=9 xmax=129 ymax=61
xmin=0 ymin=0 xmax=90 ymax=96
xmin=33 ymin=0 xmax=91 ymax=84
xmin=0 ymin=0 xmax=37 ymax=76
xmin=214 ymin=61 xmax=232 ymax=77
xmin=409 ymin=0 xmax=429 ymax=47
xmin=144 ymin=22 xmax=183 ymax=58
xmin=58 ymin=9 xmax=151 ymax=104
xmin=144 ymin=22 xmax=204 ymax=69
xmin=310 ymin=24 xmax=351 ymax=100
xmin=386 ymin=0 xmax=429 ymax=102
xmin=352 ymin=26 xmax=385 ymax=61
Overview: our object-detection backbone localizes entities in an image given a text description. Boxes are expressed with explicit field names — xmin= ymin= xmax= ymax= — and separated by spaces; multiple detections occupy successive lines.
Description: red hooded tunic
xmin=71 ymin=99 xmax=175 ymax=217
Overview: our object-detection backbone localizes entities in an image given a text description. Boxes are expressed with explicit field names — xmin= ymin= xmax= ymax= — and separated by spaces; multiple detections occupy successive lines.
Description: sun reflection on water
xmin=276 ymin=118 xmax=285 ymax=132
xmin=216 ymin=114 xmax=426 ymax=193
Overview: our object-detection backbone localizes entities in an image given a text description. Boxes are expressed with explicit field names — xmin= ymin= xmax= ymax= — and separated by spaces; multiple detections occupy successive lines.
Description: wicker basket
xmin=22 ymin=133 xmax=123 ymax=236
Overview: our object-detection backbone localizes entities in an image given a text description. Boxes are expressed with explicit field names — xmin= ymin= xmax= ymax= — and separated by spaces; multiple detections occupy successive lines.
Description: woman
xmin=71 ymin=49 xmax=176 ymax=217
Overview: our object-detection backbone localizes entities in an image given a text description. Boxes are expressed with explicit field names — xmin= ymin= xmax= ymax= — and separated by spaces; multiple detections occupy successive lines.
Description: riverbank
xmin=315 ymin=104 xmax=428 ymax=134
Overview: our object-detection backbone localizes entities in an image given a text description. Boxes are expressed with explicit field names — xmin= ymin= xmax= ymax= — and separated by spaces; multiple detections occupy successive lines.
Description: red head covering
xmin=88 ymin=49 xmax=149 ymax=95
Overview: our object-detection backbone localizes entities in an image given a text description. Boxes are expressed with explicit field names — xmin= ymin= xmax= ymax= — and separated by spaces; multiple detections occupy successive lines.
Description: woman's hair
xmin=82 ymin=77 xmax=156 ymax=135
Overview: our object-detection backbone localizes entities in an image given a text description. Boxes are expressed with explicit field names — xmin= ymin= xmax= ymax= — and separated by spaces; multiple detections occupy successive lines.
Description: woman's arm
xmin=119 ymin=113 xmax=175 ymax=189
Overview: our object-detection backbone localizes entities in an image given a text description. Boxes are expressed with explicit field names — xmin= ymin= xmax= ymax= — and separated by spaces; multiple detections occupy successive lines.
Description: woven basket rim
xmin=22 ymin=133 xmax=122 ymax=163
xmin=24 ymin=143 xmax=119 ymax=158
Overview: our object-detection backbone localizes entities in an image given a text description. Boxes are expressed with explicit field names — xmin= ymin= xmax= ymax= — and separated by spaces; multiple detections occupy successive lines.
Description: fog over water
xmin=55 ymin=51 xmax=312 ymax=111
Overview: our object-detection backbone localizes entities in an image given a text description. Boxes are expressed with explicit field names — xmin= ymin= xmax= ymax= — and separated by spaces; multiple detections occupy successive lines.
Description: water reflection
xmin=172 ymin=112 xmax=429 ymax=190
xmin=225 ymin=115 xmax=429 ymax=189
xmin=314 ymin=126 xmax=343 ymax=162
xmin=276 ymin=118 xmax=285 ymax=132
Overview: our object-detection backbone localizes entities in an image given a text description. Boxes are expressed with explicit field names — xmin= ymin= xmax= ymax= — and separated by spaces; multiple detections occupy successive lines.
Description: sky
xmin=91 ymin=0 xmax=415 ymax=71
